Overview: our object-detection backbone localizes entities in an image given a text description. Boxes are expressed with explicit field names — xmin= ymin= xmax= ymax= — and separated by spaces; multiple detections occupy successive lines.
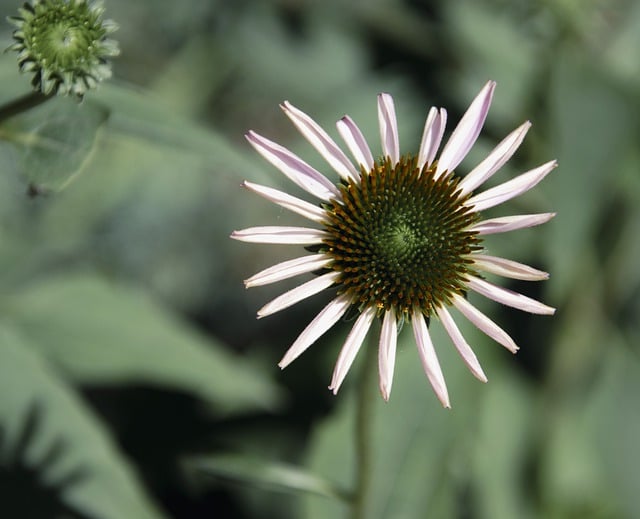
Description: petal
xmin=230 ymin=226 xmax=327 ymax=244
xmin=472 ymin=255 xmax=549 ymax=281
xmin=436 ymin=305 xmax=488 ymax=382
xmin=281 ymin=101 xmax=359 ymax=182
xmin=378 ymin=307 xmax=397 ymax=401
xmin=244 ymin=254 xmax=332 ymax=288
xmin=436 ymin=80 xmax=496 ymax=176
xmin=257 ymin=271 xmax=340 ymax=318
xmin=378 ymin=93 xmax=400 ymax=163
xmin=469 ymin=213 xmax=556 ymax=235
xmin=246 ymin=131 xmax=338 ymax=201
xmin=467 ymin=276 xmax=556 ymax=315
xmin=465 ymin=160 xmax=557 ymax=212
xmin=329 ymin=306 xmax=376 ymax=394
xmin=418 ymin=107 xmax=447 ymax=170
xmin=336 ymin=115 xmax=374 ymax=171
xmin=459 ymin=121 xmax=531 ymax=195
xmin=242 ymin=181 xmax=327 ymax=223
xmin=412 ymin=312 xmax=450 ymax=408
xmin=451 ymin=293 xmax=518 ymax=353
xmin=278 ymin=294 xmax=352 ymax=369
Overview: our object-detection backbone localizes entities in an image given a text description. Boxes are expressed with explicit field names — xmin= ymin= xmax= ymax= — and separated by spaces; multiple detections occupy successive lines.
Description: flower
xmin=231 ymin=81 xmax=556 ymax=407
xmin=7 ymin=0 xmax=119 ymax=98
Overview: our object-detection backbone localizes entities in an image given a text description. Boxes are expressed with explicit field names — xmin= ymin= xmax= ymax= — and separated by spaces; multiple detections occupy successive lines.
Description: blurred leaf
xmin=3 ymin=272 xmax=282 ymax=414
xmin=587 ymin=335 xmax=640 ymax=518
xmin=547 ymin=50 xmax=634 ymax=301
xmin=302 ymin=324 xmax=485 ymax=518
xmin=471 ymin=369 xmax=536 ymax=519
xmin=5 ymin=98 xmax=109 ymax=192
xmin=0 ymin=325 xmax=167 ymax=519
xmin=190 ymin=454 xmax=348 ymax=500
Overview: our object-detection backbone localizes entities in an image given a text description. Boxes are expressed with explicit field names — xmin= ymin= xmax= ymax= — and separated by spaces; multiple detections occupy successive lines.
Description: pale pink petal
xmin=436 ymin=81 xmax=496 ymax=176
xmin=412 ymin=311 xmax=450 ymax=408
xmin=472 ymin=255 xmax=549 ymax=281
xmin=281 ymin=101 xmax=359 ymax=182
xmin=465 ymin=160 xmax=557 ymax=212
xmin=230 ymin=226 xmax=327 ymax=244
xmin=242 ymin=181 xmax=327 ymax=223
xmin=451 ymin=294 xmax=518 ymax=353
xmin=329 ymin=306 xmax=376 ymax=394
xmin=436 ymin=305 xmax=487 ymax=382
xmin=336 ymin=116 xmax=374 ymax=171
xmin=244 ymin=254 xmax=332 ymax=288
xmin=469 ymin=213 xmax=556 ymax=235
xmin=246 ymin=131 xmax=338 ymax=201
xmin=467 ymin=276 xmax=556 ymax=315
xmin=378 ymin=93 xmax=400 ymax=163
xmin=278 ymin=294 xmax=352 ymax=368
xmin=258 ymin=271 xmax=340 ymax=318
xmin=418 ymin=107 xmax=447 ymax=170
xmin=459 ymin=121 xmax=531 ymax=195
xmin=378 ymin=307 xmax=397 ymax=401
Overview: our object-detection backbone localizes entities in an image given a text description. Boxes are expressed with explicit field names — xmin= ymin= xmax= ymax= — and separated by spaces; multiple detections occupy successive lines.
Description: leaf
xmin=3 ymin=273 xmax=282 ymax=414
xmin=8 ymin=97 xmax=109 ymax=192
xmin=0 ymin=324 xmax=168 ymax=519
xmin=546 ymin=50 xmax=634 ymax=301
xmin=190 ymin=454 xmax=349 ymax=501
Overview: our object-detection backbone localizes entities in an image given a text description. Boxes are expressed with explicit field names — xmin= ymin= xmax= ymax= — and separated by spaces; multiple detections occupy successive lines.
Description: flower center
xmin=321 ymin=156 xmax=482 ymax=318
xmin=24 ymin=2 xmax=106 ymax=70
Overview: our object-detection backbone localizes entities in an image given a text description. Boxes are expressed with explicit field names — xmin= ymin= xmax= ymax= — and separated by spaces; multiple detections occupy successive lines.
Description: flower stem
xmin=352 ymin=320 xmax=379 ymax=519
xmin=0 ymin=91 xmax=53 ymax=122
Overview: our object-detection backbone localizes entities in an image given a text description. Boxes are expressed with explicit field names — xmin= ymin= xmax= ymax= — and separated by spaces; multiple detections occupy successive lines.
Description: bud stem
xmin=0 ymin=91 xmax=53 ymax=122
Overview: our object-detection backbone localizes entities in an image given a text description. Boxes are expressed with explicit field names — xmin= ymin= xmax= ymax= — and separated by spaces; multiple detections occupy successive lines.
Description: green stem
xmin=352 ymin=319 xmax=379 ymax=519
xmin=0 ymin=91 xmax=53 ymax=122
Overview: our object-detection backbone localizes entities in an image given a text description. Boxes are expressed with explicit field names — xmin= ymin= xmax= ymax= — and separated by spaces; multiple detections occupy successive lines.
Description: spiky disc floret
xmin=7 ymin=0 xmax=119 ymax=97
xmin=321 ymin=156 xmax=481 ymax=318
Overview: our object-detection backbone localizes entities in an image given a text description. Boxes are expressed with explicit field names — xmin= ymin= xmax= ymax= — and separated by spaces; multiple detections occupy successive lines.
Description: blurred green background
xmin=0 ymin=0 xmax=639 ymax=517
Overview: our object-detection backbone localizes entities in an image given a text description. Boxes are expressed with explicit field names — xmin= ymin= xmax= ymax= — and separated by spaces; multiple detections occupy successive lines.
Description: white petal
xmin=281 ymin=101 xmax=359 ymax=182
xmin=378 ymin=93 xmax=400 ymax=163
xmin=472 ymin=255 xmax=549 ymax=281
xmin=465 ymin=160 xmax=557 ymax=212
xmin=329 ymin=306 xmax=376 ymax=394
xmin=278 ymin=294 xmax=352 ymax=368
xmin=336 ymin=116 xmax=374 ymax=171
xmin=436 ymin=81 xmax=496 ymax=176
xmin=245 ymin=254 xmax=332 ymax=288
xmin=412 ymin=311 xmax=450 ymax=408
xmin=436 ymin=305 xmax=487 ymax=382
xmin=258 ymin=271 xmax=340 ymax=318
xmin=452 ymin=293 xmax=518 ymax=353
xmin=470 ymin=213 xmax=556 ymax=235
xmin=246 ymin=131 xmax=338 ymax=201
xmin=378 ymin=307 xmax=397 ymax=401
xmin=459 ymin=121 xmax=531 ymax=195
xmin=230 ymin=226 xmax=327 ymax=244
xmin=467 ymin=276 xmax=556 ymax=315
xmin=418 ymin=107 xmax=447 ymax=170
xmin=242 ymin=181 xmax=327 ymax=223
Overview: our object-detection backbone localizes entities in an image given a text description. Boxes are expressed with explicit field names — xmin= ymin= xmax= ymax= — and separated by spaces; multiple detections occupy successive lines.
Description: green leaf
xmin=190 ymin=454 xmax=349 ymax=501
xmin=8 ymin=97 xmax=109 ymax=192
xmin=0 ymin=324 xmax=168 ymax=519
xmin=3 ymin=273 xmax=282 ymax=414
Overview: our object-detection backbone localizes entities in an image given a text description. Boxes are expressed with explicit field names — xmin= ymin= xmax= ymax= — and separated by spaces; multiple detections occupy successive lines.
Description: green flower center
xmin=24 ymin=3 xmax=106 ymax=69
xmin=321 ymin=156 xmax=482 ymax=318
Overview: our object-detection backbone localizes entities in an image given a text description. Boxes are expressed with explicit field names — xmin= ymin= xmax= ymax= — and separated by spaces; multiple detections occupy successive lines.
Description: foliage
xmin=0 ymin=0 xmax=638 ymax=517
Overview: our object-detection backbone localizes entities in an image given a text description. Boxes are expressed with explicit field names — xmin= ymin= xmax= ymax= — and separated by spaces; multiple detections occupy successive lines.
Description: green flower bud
xmin=7 ymin=0 xmax=119 ymax=98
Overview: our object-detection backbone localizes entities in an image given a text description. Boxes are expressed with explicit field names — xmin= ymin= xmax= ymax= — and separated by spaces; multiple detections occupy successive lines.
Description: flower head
xmin=7 ymin=0 xmax=119 ymax=97
xmin=232 ymin=81 xmax=556 ymax=407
